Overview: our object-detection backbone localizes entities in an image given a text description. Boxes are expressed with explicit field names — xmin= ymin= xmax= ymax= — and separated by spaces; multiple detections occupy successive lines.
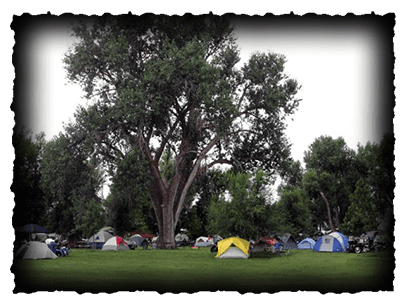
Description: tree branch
xmin=138 ymin=133 xmax=167 ymax=196
xmin=154 ymin=117 xmax=181 ymax=163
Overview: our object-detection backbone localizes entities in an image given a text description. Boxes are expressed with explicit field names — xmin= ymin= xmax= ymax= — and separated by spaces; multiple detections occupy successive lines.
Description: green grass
xmin=11 ymin=247 xmax=395 ymax=293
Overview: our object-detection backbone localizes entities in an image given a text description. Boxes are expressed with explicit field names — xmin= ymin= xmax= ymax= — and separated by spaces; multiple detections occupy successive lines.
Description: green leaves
xmin=40 ymin=133 xmax=105 ymax=234
xmin=341 ymin=178 xmax=379 ymax=235
xmin=62 ymin=15 xmax=303 ymax=245
xmin=207 ymin=169 xmax=270 ymax=240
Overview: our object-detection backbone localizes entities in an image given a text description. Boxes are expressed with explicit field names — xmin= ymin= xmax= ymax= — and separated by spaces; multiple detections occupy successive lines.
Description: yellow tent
xmin=215 ymin=237 xmax=250 ymax=258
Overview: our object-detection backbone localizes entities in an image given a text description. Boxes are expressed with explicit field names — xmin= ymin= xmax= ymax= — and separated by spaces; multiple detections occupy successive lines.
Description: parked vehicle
xmin=348 ymin=236 xmax=380 ymax=253
xmin=210 ymin=241 xmax=218 ymax=253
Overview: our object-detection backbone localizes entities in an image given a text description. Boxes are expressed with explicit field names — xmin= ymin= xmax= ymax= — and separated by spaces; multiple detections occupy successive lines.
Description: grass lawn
xmin=11 ymin=246 xmax=395 ymax=293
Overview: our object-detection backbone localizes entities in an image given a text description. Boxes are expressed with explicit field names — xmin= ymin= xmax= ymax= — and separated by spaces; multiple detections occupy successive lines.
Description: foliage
xmin=105 ymin=148 xmax=153 ymax=235
xmin=207 ymin=169 xmax=271 ymax=240
xmin=340 ymin=178 xmax=379 ymax=235
xmin=77 ymin=198 xmax=107 ymax=238
xmin=277 ymin=133 xmax=395 ymax=236
xmin=40 ymin=133 xmax=105 ymax=234
xmin=12 ymin=128 xmax=47 ymax=227
xmin=274 ymin=187 xmax=314 ymax=239
xmin=63 ymin=14 xmax=301 ymax=247
xmin=302 ymin=136 xmax=359 ymax=229
xmin=356 ymin=133 xmax=395 ymax=218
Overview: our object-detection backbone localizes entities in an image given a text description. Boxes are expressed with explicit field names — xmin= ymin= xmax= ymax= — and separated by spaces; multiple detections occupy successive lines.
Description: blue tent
xmin=313 ymin=233 xmax=348 ymax=252
xmin=277 ymin=233 xmax=298 ymax=250
xmin=329 ymin=232 xmax=349 ymax=251
xmin=297 ymin=238 xmax=316 ymax=249
xmin=128 ymin=234 xmax=144 ymax=246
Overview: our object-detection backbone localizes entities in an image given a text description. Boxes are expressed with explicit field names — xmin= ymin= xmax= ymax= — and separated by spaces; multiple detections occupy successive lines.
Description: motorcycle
xmin=348 ymin=237 xmax=380 ymax=253
xmin=49 ymin=240 xmax=70 ymax=257
xmin=210 ymin=242 xmax=218 ymax=253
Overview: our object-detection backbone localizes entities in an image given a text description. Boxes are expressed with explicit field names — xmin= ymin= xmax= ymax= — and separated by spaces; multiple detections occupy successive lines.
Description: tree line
xmin=12 ymin=126 xmax=394 ymax=243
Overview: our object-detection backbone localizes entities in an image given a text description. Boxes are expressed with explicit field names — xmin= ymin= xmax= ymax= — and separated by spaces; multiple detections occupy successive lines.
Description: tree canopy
xmin=207 ymin=169 xmax=271 ymax=240
xmin=63 ymin=14 xmax=301 ymax=248
xmin=276 ymin=133 xmax=395 ymax=237
xmin=12 ymin=128 xmax=47 ymax=228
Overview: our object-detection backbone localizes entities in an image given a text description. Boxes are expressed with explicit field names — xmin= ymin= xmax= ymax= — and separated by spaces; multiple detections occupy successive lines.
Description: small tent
xmin=128 ymin=234 xmax=144 ymax=246
xmin=215 ymin=237 xmax=250 ymax=259
xmin=175 ymin=233 xmax=189 ymax=243
xmin=277 ymin=233 xmax=298 ymax=250
xmin=15 ymin=241 xmax=58 ymax=260
xmin=297 ymin=238 xmax=316 ymax=249
xmin=101 ymin=236 xmax=129 ymax=251
xmin=87 ymin=231 xmax=113 ymax=249
xmin=195 ymin=236 xmax=213 ymax=247
xmin=87 ymin=231 xmax=113 ymax=243
xmin=313 ymin=232 xmax=348 ymax=252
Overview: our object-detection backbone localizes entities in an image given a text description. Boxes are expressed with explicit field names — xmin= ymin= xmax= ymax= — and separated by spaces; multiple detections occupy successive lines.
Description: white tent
xmin=87 ymin=231 xmax=113 ymax=243
xmin=175 ymin=233 xmax=189 ymax=242
xmin=218 ymin=246 xmax=250 ymax=259
xmin=15 ymin=241 xmax=58 ymax=260
xmin=101 ymin=236 xmax=129 ymax=251
xmin=195 ymin=236 xmax=214 ymax=247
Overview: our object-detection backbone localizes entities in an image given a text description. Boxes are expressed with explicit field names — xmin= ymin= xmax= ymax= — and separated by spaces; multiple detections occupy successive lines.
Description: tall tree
xmin=12 ymin=128 xmax=47 ymax=228
xmin=357 ymin=133 xmax=395 ymax=216
xmin=64 ymin=14 xmax=301 ymax=248
xmin=105 ymin=148 xmax=152 ymax=235
xmin=340 ymin=178 xmax=379 ymax=235
xmin=207 ymin=169 xmax=271 ymax=240
xmin=303 ymin=136 xmax=358 ymax=230
xmin=41 ymin=133 xmax=105 ymax=234
xmin=275 ymin=188 xmax=314 ymax=239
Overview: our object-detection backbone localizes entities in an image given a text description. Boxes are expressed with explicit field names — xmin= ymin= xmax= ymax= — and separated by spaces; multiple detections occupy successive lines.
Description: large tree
xmin=302 ymin=136 xmax=359 ymax=231
xmin=207 ymin=169 xmax=271 ymax=240
xmin=41 ymin=133 xmax=105 ymax=234
xmin=12 ymin=128 xmax=47 ymax=228
xmin=64 ymin=14 xmax=301 ymax=248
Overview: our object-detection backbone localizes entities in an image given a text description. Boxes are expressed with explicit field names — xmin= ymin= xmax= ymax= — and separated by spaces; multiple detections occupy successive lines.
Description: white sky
xmin=18 ymin=14 xmax=394 ymax=165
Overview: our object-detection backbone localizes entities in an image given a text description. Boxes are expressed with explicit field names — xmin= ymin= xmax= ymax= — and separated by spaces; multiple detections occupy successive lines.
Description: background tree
xmin=340 ymin=178 xmax=379 ymax=235
xmin=274 ymin=187 xmax=314 ymax=239
xmin=77 ymin=198 xmax=107 ymax=243
xmin=104 ymin=148 xmax=153 ymax=235
xmin=302 ymin=136 xmax=358 ymax=231
xmin=64 ymin=14 xmax=301 ymax=248
xmin=207 ymin=169 xmax=271 ymax=240
xmin=12 ymin=128 xmax=47 ymax=228
xmin=357 ymin=134 xmax=395 ymax=220
xmin=41 ymin=132 xmax=105 ymax=235
xmin=354 ymin=133 xmax=395 ymax=234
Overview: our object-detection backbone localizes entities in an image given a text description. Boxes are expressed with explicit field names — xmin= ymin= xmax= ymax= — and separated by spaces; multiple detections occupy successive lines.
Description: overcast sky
xmin=14 ymin=14 xmax=394 ymax=165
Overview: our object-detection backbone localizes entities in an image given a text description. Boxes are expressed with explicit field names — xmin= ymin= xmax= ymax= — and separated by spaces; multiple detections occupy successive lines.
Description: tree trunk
xmin=161 ymin=203 xmax=176 ymax=249
xmin=140 ymin=132 xmax=220 ymax=249
xmin=320 ymin=192 xmax=336 ymax=232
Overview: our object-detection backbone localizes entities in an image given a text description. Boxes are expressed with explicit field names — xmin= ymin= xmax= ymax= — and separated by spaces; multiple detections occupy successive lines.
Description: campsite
xmin=12 ymin=245 xmax=394 ymax=293
xmin=11 ymin=14 xmax=396 ymax=294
